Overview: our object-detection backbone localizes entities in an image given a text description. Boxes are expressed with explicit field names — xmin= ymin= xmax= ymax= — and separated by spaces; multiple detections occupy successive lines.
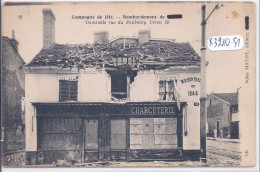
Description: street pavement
xmin=206 ymin=137 xmax=241 ymax=167
xmin=14 ymin=137 xmax=241 ymax=167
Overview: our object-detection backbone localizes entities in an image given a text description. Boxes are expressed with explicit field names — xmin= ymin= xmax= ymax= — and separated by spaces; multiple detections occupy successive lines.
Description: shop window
xmin=111 ymin=119 xmax=126 ymax=149
xmin=158 ymin=80 xmax=177 ymax=101
xmin=130 ymin=118 xmax=177 ymax=149
xmin=59 ymin=80 xmax=78 ymax=101
xmin=40 ymin=118 xmax=81 ymax=150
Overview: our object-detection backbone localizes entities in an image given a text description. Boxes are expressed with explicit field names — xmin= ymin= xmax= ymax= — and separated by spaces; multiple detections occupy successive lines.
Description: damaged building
xmin=24 ymin=9 xmax=202 ymax=165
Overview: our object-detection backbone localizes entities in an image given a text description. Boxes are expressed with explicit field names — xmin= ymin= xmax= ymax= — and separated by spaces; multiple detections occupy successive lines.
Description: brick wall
xmin=43 ymin=9 xmax=55 ymax=49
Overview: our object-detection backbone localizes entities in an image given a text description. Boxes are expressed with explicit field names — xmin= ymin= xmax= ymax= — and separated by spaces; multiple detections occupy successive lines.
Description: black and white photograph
xmin=1 ymin=1 xmax=258 ymax=170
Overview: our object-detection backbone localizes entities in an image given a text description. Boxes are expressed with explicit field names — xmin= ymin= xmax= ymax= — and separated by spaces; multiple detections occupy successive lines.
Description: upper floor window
xmin=158 ymin=80 xmax=177 ymax=101
xmin=112 ymin=56 xmax=136 ymax=67
xmin=59 ymin=80 xmax=78 ymax=101
xmin=111 ymin=73 xmax=128 ymax=100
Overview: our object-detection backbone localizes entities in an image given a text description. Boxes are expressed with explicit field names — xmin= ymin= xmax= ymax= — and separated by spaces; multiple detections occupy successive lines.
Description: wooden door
xmin=84 ymin=119 xmax=98 ymax=162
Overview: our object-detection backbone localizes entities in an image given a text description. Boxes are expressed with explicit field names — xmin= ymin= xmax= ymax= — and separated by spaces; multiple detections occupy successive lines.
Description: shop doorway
xmin=230 ymin=121 xmax=239 ymax=139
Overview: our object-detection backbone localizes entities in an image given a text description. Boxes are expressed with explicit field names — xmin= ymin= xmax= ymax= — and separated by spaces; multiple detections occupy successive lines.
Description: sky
xmin=2 ymin=1 xmax=256 ymax=94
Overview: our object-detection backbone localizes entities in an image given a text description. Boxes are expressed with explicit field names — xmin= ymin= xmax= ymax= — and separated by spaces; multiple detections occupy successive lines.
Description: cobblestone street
xmin=206 ymin=138 xmax=241 ymax=167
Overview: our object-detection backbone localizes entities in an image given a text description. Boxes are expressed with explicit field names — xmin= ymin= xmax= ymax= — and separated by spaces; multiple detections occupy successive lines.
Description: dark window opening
xmin=231 ymin=105 xmax=238 ymax=112
xmin=111 ymin=73 xmax=127 ymax=100
xmin=59 ymin=80 xmax=78 ymax=101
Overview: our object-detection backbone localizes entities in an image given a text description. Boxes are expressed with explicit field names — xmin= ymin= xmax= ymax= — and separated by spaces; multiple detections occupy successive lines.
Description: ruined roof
xmin=212 ymin=93 xmax=238 ymax=106
xmin=28 ymin=41 xmax=200 ymax=68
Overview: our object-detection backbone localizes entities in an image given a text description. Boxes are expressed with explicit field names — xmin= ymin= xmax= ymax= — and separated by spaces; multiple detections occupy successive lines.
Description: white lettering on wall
xmin=58 ymin=75 xmax=79 ymax=81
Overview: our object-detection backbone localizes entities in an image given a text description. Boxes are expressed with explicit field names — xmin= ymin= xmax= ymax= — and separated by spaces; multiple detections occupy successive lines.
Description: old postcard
xmin=1 ymin=0 xmax=257 ymax=170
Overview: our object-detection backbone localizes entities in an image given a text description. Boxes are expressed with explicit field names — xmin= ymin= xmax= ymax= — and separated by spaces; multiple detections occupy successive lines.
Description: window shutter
xmin=59 ymin=80 xmax=78 ymax=101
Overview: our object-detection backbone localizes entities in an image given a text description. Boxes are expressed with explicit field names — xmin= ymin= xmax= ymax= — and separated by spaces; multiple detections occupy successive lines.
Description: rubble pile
xmin=29 ymin=42 xmax=200 ymax=69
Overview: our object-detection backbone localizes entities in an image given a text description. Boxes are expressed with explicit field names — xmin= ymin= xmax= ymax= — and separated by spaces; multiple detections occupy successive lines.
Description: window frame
xmin=59 ymin=80 xmax=78 ymax=102
xmin=158 ymin=79 xmax=177 ymax=101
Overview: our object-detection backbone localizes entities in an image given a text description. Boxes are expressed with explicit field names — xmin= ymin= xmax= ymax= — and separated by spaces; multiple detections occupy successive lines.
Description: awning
xmin=32 ymin=101 xmax=187 ymax=107
xmin=32 ymin=102 xmax=110 ymax=107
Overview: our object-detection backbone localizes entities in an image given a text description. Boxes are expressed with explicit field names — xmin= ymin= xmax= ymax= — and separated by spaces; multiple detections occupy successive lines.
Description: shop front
xmin=33 ymin=102 xmax=186 ymax=164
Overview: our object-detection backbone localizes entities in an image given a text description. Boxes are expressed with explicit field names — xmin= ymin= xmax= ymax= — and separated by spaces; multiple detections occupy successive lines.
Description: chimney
xmin=94 ymin=31 xmax=109 ymax=45
xmin=42 ymin=8 xmax=56 ymax=49
xmin=10 ymin=30 xmax=19 ymax=51
xmin=138 ymin=30 xmax=151 ymax=44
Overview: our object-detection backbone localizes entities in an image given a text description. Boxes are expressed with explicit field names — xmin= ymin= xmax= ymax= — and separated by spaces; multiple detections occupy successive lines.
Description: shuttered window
xmin=59 ymin=80 xmax=78 ymax=101
xmin=130 ymin=118 xmax=178 ymax=149
xmin=39 ymin=117 xmax=82 ymax=151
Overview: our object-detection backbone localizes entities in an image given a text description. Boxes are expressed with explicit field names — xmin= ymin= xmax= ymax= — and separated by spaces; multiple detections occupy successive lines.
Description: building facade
xmin=207 ymin=93 xmax=239 ymax=139
xmin=24 ymin=9 xmax=202 ymax=164
xmin=2 ymin=34 xmax=26 ymax=154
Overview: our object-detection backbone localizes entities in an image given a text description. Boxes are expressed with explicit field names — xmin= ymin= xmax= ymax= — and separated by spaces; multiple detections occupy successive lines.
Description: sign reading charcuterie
xmin=130 ymin=106 xmax=176 ymax=115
